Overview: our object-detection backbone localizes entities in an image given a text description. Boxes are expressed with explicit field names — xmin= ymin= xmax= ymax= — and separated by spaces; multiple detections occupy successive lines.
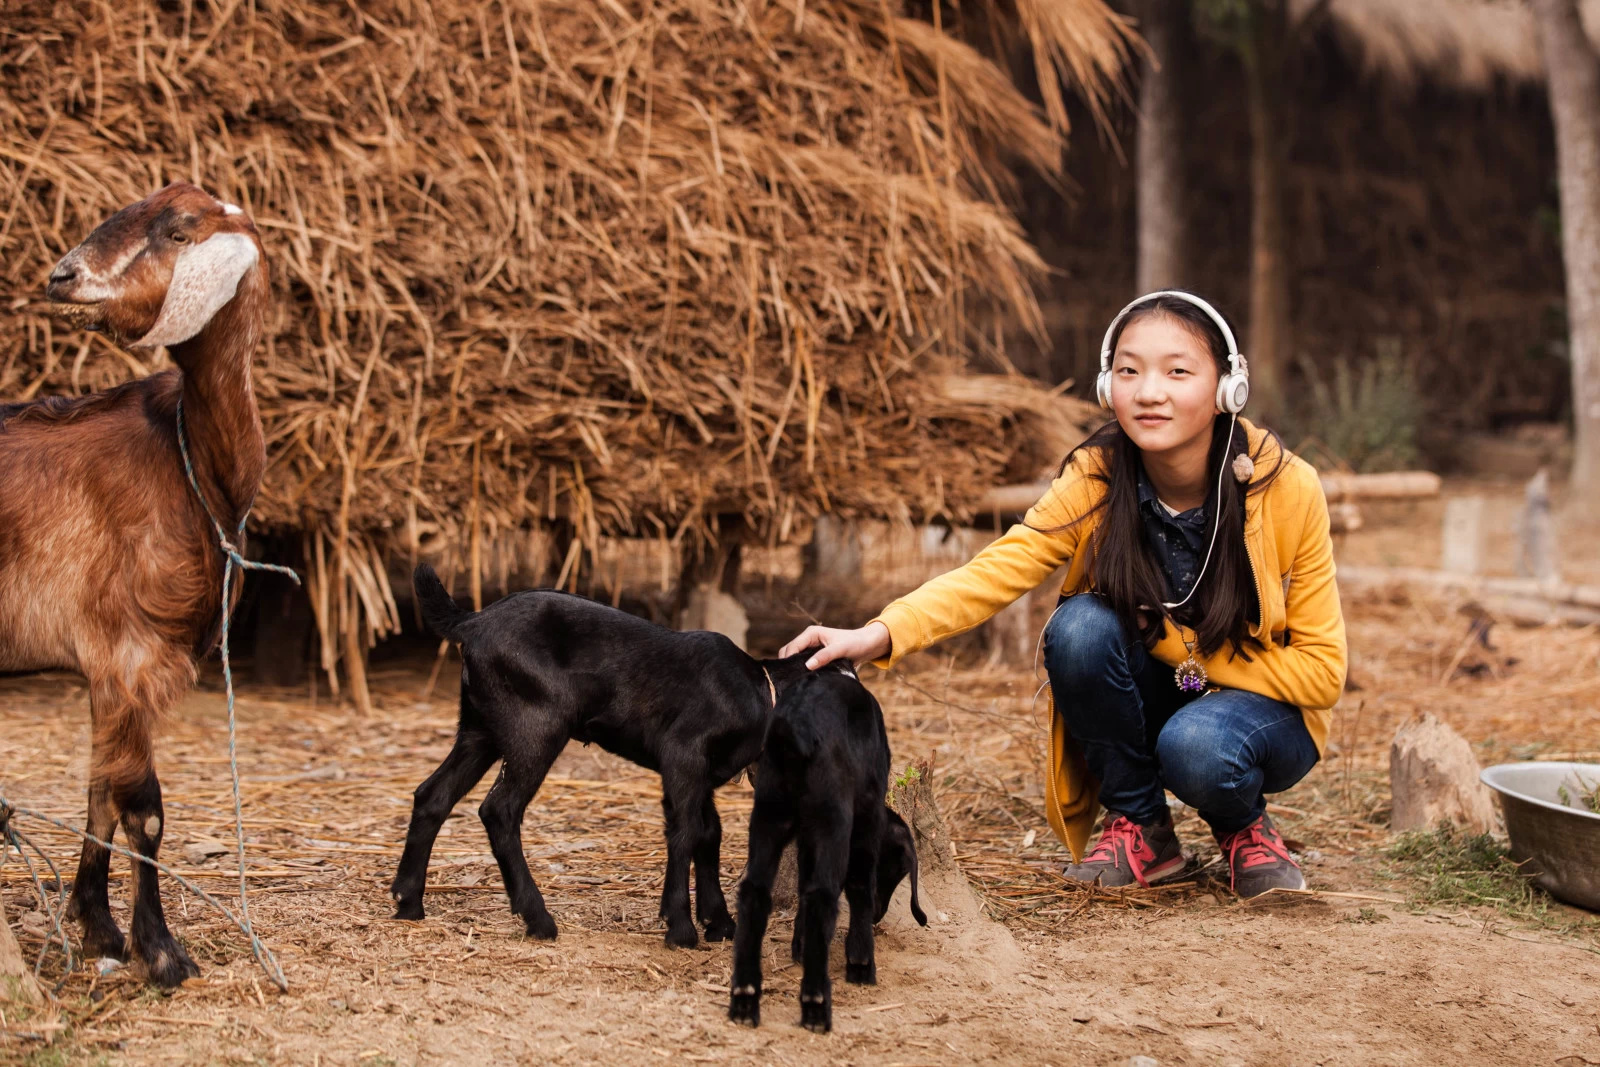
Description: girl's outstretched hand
xmin=779 ymin=621 xmax=891 ymax=670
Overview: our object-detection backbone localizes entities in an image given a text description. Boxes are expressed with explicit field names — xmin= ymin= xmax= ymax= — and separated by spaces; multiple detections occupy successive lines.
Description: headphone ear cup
xmin=1216 ymin=373 xmax=1249 ymax=414
xmin=1096 ymin=370 xmax=1113 ymax=410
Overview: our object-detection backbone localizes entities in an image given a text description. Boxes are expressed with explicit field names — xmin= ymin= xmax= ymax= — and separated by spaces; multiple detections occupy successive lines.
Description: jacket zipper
xmin=1245 ymin=515 xmax=1267 ymax=641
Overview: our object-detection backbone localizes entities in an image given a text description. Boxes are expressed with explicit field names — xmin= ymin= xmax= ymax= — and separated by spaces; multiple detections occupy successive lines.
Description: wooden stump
xmin=885 ymin=759 xmax=1022 ymax=963
xmin=1517 ymin=469 xmax=1559 ymax=583
xmin=986 ymin=590 xmax=1036 ymax=666
xmin=1441 ymin=496 xmax=1486 ymax=576
xmin=0 ymin=891 xmax=43 ymax=1007
xmin=770 ymin=842 xmax=799 ymax=910
xmin=889 ymin=760 xmax=962 ymax=885
xmin=1390 ymin=713 xmax=1498 ymax=834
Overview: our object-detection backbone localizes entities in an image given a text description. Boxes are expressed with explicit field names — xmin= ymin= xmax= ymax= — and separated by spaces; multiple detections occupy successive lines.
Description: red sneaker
xmin=1217 ymin=814 xmax=1305 ymax=897
xmin=1062 ymin=814 xmax=1186 ymax=888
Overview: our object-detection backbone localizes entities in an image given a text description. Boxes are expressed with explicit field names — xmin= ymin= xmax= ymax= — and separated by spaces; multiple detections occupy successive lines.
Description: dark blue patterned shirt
xmin=1136 ymin=469 xmax=1211 ymax=606
xmin=1135 ymin=469 xmax=1261 ymax=628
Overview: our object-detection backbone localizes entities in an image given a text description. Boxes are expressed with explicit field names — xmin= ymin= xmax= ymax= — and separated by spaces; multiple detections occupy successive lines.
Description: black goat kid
xmin=729 ymin=665 xmax=927 ymax=1033
xmin=391 ymin=565 xmax=809 ymax=947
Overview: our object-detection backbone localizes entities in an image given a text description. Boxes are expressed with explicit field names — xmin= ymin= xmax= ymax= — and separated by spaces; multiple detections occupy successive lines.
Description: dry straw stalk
xmin=0 ymin=0 xmax=1127 ymax=688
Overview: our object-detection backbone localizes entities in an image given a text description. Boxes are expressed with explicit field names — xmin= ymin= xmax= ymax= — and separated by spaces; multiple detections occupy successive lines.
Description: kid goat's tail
xmin=412 ymin=563 xmax=473 ymax=641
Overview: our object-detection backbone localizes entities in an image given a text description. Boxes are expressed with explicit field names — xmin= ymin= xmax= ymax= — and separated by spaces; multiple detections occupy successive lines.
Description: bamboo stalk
xmin=343 ymin=595 xmax=372 ymax=717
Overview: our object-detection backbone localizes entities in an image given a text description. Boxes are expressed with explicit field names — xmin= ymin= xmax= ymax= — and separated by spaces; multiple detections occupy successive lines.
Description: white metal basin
xmin=1480 ymin=761 xmax=1600 ymax=912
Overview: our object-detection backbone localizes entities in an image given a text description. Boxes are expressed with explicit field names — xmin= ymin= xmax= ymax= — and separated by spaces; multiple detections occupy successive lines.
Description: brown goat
xmin=0 ymin=182 xmax=269 ymax=987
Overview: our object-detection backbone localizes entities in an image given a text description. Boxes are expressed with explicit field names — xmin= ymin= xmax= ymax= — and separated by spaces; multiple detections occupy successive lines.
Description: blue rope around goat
xmin=0 ymin=816 xmax=72 ymax=986
xmin=0 ymin=798 xmax=290 ymax=991
xmin=172 ymin=396 xmax=299 ymax=991
xmin=0 ymin=400 xmax=299 ymax=994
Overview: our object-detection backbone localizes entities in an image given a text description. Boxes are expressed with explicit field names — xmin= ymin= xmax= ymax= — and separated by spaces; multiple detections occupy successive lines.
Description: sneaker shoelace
xmin=1084 ymin=817 xmax=1143 ymax=864
xmin=1224 ymin=822 xmax=1293 ymax=883
xmin=1081 ymin=817 xmax=1164 ymax=886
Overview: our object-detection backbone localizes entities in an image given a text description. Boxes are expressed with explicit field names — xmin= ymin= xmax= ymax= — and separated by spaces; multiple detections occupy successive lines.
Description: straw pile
xmin=0 ymin=0 xmax=1125 ymax=680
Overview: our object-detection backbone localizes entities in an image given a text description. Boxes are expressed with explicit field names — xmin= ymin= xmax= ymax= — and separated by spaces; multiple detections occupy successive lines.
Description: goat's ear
xmin=875 ymin=808 xmax=928 ymax=926
xmin=135 ymin=232 xmax=259 ymax=349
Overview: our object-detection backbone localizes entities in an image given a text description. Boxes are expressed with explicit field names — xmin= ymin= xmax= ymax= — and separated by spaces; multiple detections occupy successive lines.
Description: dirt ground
xmin=4 ymin=481 xmax=1600 ymax=1066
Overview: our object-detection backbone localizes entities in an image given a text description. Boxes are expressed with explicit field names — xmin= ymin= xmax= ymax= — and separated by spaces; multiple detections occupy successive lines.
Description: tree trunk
xmin=1241 ymin=0 xmax=1292 ymax=416
xmin=0 ymin=892 xmax=43 ymax=1006
xmin=1533 ymin=0 xmax=1600 ymax=509
xmin=1135 ymin=0 xmax=1190 ymax=292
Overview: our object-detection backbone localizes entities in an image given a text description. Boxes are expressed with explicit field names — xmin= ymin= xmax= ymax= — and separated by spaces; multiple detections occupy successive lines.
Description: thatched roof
xmin=0 ymin=0 xmax=1124 ymax=673
xmin=1308 ymin=0 xmax=1600 ymax=89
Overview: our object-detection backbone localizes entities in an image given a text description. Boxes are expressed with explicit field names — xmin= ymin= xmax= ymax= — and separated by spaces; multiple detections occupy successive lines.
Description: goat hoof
xmin=79 ymin=924 xmax=128 ymax=962
xmin=799 ymin=1004 xmax=832 ymax=1034
xmin=845 ymin=963 xmax=876 ymax=986
xmin=728 ymin=990 xmax=761 ymax=1027
xmin=523 ymin=913 xmax=558 ymax=941
xmin=702 ymin=914 xmax=736 ymax=943
xmin=392 ymin=900 xmax=425 ymax=922
xmin=138 ymin=938 xmax=201 ymax=988
xmin=664 ymin=923 xmax=699 ymax=949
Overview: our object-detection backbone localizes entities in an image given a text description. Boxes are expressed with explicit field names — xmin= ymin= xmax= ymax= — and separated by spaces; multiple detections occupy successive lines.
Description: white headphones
xmin=1096 ymin=290 xmax=1249 ymax=414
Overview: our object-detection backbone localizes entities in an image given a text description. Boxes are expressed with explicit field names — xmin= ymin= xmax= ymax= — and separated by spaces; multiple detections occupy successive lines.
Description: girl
xmin=780 ymin=291 xmax=1347 ymax=897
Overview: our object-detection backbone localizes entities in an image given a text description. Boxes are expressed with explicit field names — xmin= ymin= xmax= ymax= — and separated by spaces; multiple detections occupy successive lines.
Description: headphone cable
xmin=1159 ymin=410 xmax=1239 ymax=614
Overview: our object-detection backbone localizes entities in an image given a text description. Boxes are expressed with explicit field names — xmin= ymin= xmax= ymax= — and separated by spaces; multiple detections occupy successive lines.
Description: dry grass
xmin=2 ymin=573 xmax=1600 ymax=1057
xmin=836 ymin=574 xmax=1600 ymax=933
xmin=0 ymin=0 xmax=1128 ymax=687
xmin=6 ymin=481 xmax=1600 ymax=1054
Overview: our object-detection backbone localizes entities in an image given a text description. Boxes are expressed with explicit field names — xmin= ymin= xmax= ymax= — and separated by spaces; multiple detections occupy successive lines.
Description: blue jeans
xmin=1042 ymin=594 xmax=1319 ymax=837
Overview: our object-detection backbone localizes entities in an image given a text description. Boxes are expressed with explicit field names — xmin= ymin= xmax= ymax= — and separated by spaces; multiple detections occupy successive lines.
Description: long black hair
xmin=1039 ymin=292 xmax=1285 ymax=659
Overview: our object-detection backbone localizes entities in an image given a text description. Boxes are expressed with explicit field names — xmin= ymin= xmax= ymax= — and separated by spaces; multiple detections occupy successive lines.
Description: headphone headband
xmin=1095 ymin=290 xmax=1249 ymax=413
xmin=1098 ymin=290 xmax=1242 ymax=377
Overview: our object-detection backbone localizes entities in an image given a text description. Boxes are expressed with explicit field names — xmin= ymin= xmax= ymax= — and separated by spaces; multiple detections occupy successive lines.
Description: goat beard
xmin=47 ymin=300 xmax=104 ymax=330
xmin=47 ymin=300 xmax=150 ymax=348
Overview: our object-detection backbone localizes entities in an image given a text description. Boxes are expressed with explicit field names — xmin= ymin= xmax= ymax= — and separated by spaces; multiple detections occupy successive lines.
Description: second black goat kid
xmin=729 ymin=663 xmax=927 ymax=1033
xmin=391 ymin=564 xmax=810 ymax=948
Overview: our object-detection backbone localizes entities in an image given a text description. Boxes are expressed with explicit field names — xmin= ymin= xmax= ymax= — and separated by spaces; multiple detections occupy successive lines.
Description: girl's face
xmin=1109 ymin=313 xmax=1221 ymax=457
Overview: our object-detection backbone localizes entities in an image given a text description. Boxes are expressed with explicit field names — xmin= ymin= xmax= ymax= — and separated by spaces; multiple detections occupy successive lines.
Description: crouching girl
xmin=781 ymin=291 xmax=1347 ymax=897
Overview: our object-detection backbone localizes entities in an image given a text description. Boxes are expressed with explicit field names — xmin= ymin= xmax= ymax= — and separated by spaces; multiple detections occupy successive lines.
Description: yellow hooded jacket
xmin=868 ymin=420 xmax=1347 ymax=860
